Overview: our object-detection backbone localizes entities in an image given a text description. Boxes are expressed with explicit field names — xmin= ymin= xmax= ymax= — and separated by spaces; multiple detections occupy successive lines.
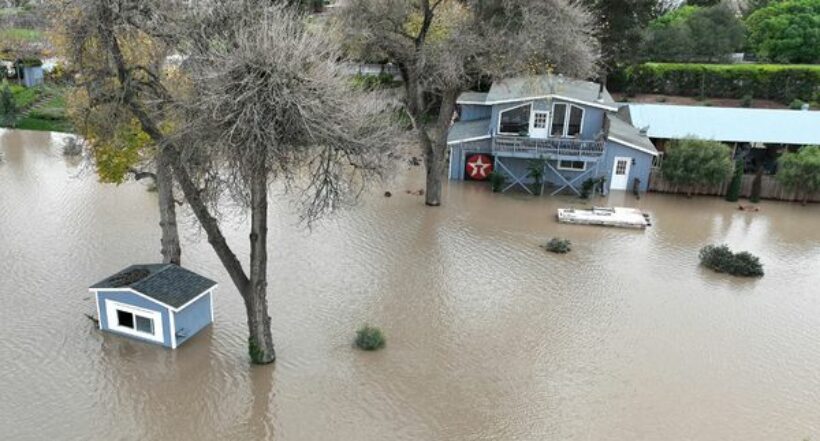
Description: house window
xmin=533 ymin=112 xmax=548 ymax=129
xmin=551 ymin=103 xmax=566 ymax=136
xmin=568 ymin=106 xmax=583 ymax=136
xmin=615 ymin=160 xmax=627 ymax=175
xmin=558 ymin=160 xmax=586 ymax=171
xmin=105 ymin=300 xmax=164 ymax=343
xmin=551 ymin=103 xmax=585 ymax=137
xmin=498 ymin=104 xmax=531 ymax=135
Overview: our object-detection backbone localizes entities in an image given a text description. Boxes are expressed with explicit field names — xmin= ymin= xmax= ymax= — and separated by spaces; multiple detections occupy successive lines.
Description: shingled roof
xmin=90 ymin=264 xmax=217 ymax=309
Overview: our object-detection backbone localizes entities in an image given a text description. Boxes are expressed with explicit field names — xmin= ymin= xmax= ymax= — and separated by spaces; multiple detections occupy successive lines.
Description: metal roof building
xmin=625 ymin=104 xmax=820 ymax=146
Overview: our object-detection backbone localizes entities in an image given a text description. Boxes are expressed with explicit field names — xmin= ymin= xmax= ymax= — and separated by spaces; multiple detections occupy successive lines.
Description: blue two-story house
xmin=447 ymin=75 xmax=658 ymax=195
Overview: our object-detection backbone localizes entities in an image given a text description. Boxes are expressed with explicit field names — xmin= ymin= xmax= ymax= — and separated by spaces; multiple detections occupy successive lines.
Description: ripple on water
xmin=2 ymin=129 xmax=820 ymax=441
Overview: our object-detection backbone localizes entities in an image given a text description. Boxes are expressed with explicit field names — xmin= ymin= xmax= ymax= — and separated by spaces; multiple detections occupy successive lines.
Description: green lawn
xmin=8 ymin=83 xmax=42 ymax=108
xmin=0 ymin=27 xmax=43 ymax=42
xmin=1 ymin=84 xmax=74 ymax=133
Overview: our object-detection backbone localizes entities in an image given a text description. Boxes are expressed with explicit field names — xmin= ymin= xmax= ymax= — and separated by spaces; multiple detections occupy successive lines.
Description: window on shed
xmin=135 ymin=315 xmax=154 ymax=334
xmin=551 ymin=103 xmax=566 ymax=136
xmin=117 ymin=309 xmax=134 ymax=329
xmin=567 ymin=106 xmax=583 ymax=136
xmin=498 ymin=104 xmax=531 ymax=134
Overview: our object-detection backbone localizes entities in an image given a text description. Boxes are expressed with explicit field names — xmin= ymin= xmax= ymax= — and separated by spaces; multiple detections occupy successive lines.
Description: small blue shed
xmin=89 ymin=264 xmax=217 ymax=348
xmin=21 ymin=66 xmax=44 ymax=88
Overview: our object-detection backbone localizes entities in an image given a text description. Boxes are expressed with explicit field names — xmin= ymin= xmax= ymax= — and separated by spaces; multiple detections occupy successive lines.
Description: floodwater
xmin=2 ymin=128 xmax=820 ymax=441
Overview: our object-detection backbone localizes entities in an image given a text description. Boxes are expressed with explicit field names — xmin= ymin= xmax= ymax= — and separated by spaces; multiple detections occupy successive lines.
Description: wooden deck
xmin=557 ymin=206 xmax=651 ymax=229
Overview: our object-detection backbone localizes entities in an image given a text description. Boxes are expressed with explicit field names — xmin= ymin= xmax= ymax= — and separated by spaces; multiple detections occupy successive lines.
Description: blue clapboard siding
xmin=96 ymin=290 xmax=173 ymax=347
xmin=602 ymin=140 xmax=654 ymax=192
xmin=459 ymin=104 xmax=492 ymax=122
xmin=173 ymin=291 xmax=213 ymax=346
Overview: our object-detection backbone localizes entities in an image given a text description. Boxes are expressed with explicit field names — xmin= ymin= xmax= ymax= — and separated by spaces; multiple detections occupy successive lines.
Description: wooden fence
xmin=648 ymin=170 xmax=820 ymax=203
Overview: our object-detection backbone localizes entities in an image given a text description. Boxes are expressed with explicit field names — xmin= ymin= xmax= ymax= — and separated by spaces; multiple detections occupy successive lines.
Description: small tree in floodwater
xmin=661 ymin=138 xmax=733 ymax=197
xmin=57 ymin=1 xmax=397 ymax=364
xmin=725 ymin=158 xmax=744 ymax=202
xmin=777 ymin=146 xmax=820 ymax=205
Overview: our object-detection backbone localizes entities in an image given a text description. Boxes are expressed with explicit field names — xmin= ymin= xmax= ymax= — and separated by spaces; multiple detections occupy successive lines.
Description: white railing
xmin=492 ymin=135 xmax=605 ymax=157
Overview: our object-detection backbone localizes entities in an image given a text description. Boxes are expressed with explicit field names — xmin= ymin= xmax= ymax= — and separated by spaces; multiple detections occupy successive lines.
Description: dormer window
xmin=498 ymin=103 xmax=531 ymax=135
xmin=551 ymin=103 xmax=584 ymax=137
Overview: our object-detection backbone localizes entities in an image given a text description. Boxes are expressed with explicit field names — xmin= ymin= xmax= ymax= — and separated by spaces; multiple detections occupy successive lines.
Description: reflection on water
xmin=2 ymin=128 xmax=820 ymax=441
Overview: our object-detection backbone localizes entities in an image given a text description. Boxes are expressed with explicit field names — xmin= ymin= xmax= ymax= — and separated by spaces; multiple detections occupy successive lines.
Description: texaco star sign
xmin=466 ymin=154 xmax=493 ymax=180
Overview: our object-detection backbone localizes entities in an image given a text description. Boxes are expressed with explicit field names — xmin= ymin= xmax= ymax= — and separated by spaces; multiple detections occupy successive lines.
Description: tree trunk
xmin=245 ymin=169 xmax=276 ymax=364
xmin=423 ymin=89 xmax=458 ymax=207
xmin=156 ymin=148 xmax=181 ymax=265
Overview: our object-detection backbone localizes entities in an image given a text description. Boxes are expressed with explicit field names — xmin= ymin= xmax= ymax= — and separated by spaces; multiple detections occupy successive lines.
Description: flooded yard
xmin=2 ymin=128 xmax=820 ymax=441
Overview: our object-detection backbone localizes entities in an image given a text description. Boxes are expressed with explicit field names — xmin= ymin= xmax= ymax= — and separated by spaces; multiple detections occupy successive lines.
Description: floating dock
xmin=557 ymin=206 xmax=650 ymax=229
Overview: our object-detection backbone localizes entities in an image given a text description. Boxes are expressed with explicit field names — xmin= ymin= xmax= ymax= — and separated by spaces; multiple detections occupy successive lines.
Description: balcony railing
xmin=492 ymin=135 xmax=605 ymax=157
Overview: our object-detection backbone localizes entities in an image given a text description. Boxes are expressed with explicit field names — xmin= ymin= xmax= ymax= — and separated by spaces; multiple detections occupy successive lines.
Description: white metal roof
xmin=627 ymin=104 xmax=820 ymax=146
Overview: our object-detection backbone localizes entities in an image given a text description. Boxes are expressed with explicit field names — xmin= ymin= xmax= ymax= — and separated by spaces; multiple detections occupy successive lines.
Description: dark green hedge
xmin=609 ymin=63 xmax=820 ymax=103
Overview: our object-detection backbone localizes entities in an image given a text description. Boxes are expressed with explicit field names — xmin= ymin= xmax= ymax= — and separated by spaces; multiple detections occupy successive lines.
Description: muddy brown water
xmin=2 ymin=128 xmax=820 ymax=441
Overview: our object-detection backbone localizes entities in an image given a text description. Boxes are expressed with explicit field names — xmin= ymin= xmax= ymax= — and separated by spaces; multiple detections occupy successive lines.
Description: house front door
xmin=529 ymin=111 xmax=550 ymax=139
xmin=610 ymin=157 xmax=631 ymax=190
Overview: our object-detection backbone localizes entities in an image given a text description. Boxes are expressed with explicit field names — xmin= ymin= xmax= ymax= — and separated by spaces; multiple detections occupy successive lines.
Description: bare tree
xmin=56 ymin=0 xmax=397 ymax=364
xmin=338 ymin=0 xmax=599 ymax=206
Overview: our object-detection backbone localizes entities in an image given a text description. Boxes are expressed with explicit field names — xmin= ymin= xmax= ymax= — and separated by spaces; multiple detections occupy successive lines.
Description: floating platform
xmin=557 ymin=206 xmax=650 ymax=229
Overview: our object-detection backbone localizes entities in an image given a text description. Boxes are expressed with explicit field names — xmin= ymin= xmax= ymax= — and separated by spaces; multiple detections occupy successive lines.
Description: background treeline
xmin=609 ymin=63 xmax=820 ymax=103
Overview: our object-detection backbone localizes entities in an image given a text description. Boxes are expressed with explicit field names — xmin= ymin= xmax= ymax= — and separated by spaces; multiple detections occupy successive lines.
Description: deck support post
xmin=547 ymin=160 xmax=598 ymax=196
xmin=496 ymin=157 xmax=533 ymax=194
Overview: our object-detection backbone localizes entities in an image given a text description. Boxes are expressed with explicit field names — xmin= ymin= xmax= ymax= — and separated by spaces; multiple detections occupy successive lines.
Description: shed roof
xmin=626 ymin=104 xmax=820 ymax=146
xmin=447 ymin=118 xmax=491 ymax=144
xmin=91 ymin=264 xmax=217 ymax=309
xmin=456 ymin=92 xmax=488 ymax=104
xmin=480 ymin=75 xmax=614 ymax=107
xmin=606 ymin=114 xmax=658 ymax=156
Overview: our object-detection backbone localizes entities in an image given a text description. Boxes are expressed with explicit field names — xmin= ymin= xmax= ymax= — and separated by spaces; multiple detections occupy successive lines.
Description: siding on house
xmin=173 ymin=291 xmax=213 ymax=346
xmin=96 ymin=290 xmax=173 ymax=347
xmin=488 ymin=99 xmax=605 ymax=140
xmin=601 ymin=140 xmax=655 ymax=192
xmin=459 ymin=104 xmax=492 ymax=122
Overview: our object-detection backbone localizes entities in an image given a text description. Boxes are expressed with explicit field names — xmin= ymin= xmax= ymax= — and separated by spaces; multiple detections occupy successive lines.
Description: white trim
xmin=104 ymin=300 xmax=165 ymax=343
xmin=89 ymin=284 xmax=218 ymax=312
xmin=607 ymin=136 xmax=659 ymax=156
xmin=169 ymin=310 xmax=177 ymax=349
xmin=446 ymin=134 xmax=491 ymax=145
xmin=209 ymin=289 xmax=214 ymax=323
xmin=94 ymin=290 xmax=102 ymax=330
xmin=557 ymin=159 xmax=587 ymax=171
xmin=496 ymin=102 xmax=532 ymax=135
xmin=456 ymin=100 xmax=488 ymax=105
xmin=459 ymin=94 xmax=617 ymax=111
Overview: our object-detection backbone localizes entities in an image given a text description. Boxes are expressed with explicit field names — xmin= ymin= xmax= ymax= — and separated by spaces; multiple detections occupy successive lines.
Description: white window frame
xmin=550 ymin=102 xmax=585 ymax=138
xmin=497 ymin=102 xmax=533 ymax=135
xmin=105 ymin=300 xmax=164 ymax=343
xmin=557 ymin=159 xmax=586 ymax=171
xmin=532 ymin=111 xmax=549 ymax=129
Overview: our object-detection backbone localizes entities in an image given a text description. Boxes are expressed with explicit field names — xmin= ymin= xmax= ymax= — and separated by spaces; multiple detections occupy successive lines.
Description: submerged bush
xmin=543 ymin=238 xmax=572 ymax=254
xmin=488 ymin=171 xmax=506 ymax=193
xmin=62 ymin=137 xmax=82 ymax=156
xmin=355 ymin=324 xmax=385 ymax=351
xmin=699 ymin=244 xmax=764 ymax=277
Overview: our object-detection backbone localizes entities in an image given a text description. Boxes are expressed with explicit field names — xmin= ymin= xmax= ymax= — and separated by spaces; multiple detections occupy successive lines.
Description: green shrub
xmin=610 ymin=63 xmax=820 ymax=104
xmin=789 ymin=99 xmax=806 ymax=110
xmin=699 ymin=244 xmax=764 ymax=277
xmin=543 ymin=238 xmax=572 ymax=254
xmin=725 ymin=158 xmax=743 ymax=202
xmin=661 ymin=138 xmax=733 ymax=197
xmin=488 ymin=171 xmax=506 ymax=193
xmin=740 ymin=94 xmax=753 ymax=107
xmin=355 ymin=324 xmax=385 ymax=351
xmin=351 ymin=72 xmax=398 ymax=90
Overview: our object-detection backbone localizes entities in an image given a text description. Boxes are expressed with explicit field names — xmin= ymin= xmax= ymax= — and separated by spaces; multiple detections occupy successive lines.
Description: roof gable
xmin=91 ymin=264 xmax=217 ymax=309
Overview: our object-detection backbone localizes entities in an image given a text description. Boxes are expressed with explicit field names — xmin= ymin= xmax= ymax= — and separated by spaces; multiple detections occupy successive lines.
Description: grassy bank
xmin=2 ymin=83 xmax=74 ymax=133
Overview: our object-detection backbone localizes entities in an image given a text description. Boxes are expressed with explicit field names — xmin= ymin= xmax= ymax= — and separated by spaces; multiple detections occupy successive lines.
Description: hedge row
xmin=609 ymin=63 xmax=820 ymax=103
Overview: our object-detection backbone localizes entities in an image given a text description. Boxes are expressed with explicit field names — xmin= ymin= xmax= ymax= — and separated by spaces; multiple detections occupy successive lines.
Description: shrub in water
xmin=355 ymin=324 xmax=385 ymax=351
xmin=699 ymin=244 xmax=764 ymax=277
xmin=543 ymin=238 xmax=572 ymax=254
xmin=789 ymin=99 xmax=805 ymax=110
xmin=488 ymin=171 xmax=506 ymax=193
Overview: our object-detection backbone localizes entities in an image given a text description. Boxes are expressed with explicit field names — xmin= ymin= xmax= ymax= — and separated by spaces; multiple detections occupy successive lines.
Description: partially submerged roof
xmin=447 ymin=118 xmax=491 ymax=144
xmin=626 ymin=104 xmax=820 ymax=146
xmin=91 ymin=264 xmax=217 ymax=309
xmin=466 ymin=75 xmax=614 ymax=108
xmin=606 ymin=114 xmax=658 ymax=156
